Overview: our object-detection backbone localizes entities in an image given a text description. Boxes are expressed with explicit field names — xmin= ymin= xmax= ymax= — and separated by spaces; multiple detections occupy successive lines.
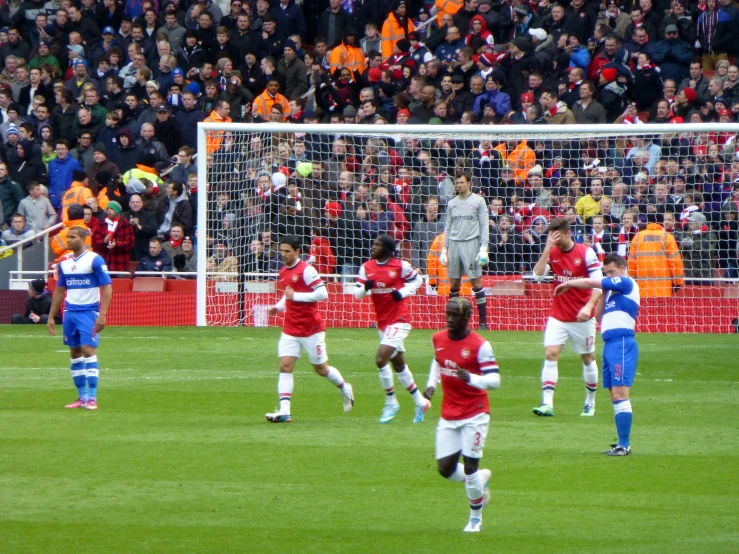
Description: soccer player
xmin=353 ymin=235 xmax=428 ymax=423
xmin=47 ymin=226 xmax=113 ymax=411
xmin=265 ymin=235 xmax=354 ymax=423
xmin=424 ymin=298 xmax=501 ymax=532
xmin=532 ymin=217 xmax=603 ymax=417
xmin=554 ymin=253 xmax=640 ymax=456
xmin=439 ymin=171 xmax=490 ymax=329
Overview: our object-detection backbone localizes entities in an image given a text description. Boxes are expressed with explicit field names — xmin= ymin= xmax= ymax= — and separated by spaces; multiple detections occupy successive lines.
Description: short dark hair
xmin=171 ymin=182 xmax=185 ymax=197
xmin=150 ymin=236 xmax=164 ymax=245
xmin=279 ymin=234 xmax=302 ymax=252
xmin=603 ymin=253 xmax=627 ymax=268
xmin=548 ymin=217 xmax=571 ymax=233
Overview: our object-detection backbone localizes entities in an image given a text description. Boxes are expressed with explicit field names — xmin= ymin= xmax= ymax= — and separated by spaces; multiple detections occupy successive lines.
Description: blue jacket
xmin=270 ymin=0 xmax=306 ymax=40
xmin=48 ymin=155 xmax=82 ymax=210
xmin=434 ymin=38 xmax=464 ymax=63
xmin=174 ymin=107 xmax=206 ymax=148
xmin=136 ymin=250 xmax=173 ymax=273
xmin=568 ymin=45 xmax=591 ymax=71
xmin=651 ymin=39 xmax=693 ymax=84
xmin=473 ymin=89 xmax=511 ymax=117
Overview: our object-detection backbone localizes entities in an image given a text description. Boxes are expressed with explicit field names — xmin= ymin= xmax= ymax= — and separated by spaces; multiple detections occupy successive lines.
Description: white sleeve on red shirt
xmin=426 ymin=358 xmax=442 ymax=389
xmin=585 ymin=247 xmax=604 ymax=279
xmin=353 ymin=264 xmax=369 ymax=300
xmin=532 ymin=263 xmax=550 ymax=281
xmin=273 ymin=295 xmax=286 ymax=312
xmin=291 ymin=265 xmax=328 ymax=302
xmin=467 ymin=341 xmax=501 ymax=390
xmin=397 ymin=260 xmax=422 ymax=298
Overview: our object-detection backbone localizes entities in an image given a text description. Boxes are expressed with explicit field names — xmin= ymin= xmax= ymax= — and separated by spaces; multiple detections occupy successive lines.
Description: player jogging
xmin=532 ymin=217 xmax=603 ymax=417
xmin=555 ymin=253 xmax=640 ymax=456
xmin=424 ymin=298 xmax=501 ymax=532
xmin=353 ymin=235 xmax=428 ymax=423
xmin=266 ymin=235 xmax=354 ymax=423
xmin=47 ymin=226 xmax=113 ymax=411
xmin=439 ymin=171 xmax=490 ymax=329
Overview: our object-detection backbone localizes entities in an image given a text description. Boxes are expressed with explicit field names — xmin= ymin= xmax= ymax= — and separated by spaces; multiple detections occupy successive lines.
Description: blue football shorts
xmin=602 ymin=336 xmax=638 ymax=388
xmin=62 ymin=310 xmax=99 ymax=348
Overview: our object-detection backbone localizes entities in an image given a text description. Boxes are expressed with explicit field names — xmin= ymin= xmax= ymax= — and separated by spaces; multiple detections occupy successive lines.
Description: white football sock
xmin=278 ymin=373 xmax=293 ymax=414
xmin=541 ymin=360 xmax=558 ymax=406
xmin=583 ymin=360 xmax=598 ymax=405
xmin=396 ymin=366 xmax=426 ymax=408
xmin=378 ymin=364 xmax=397 ymax=404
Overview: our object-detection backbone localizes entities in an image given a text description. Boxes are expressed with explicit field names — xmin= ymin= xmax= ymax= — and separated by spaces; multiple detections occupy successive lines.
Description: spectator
xmin=675 ymin=211 xmax=718 ymax=284
xmin=172 ymin=234 xmax=197 ymax=273
xmin=381 ymin=0 xmax=415 ymax=60
xmin=157 ymin=181 xmax=193 ymax=236
xmin=522 ymin=215 xmax=549 ymax=271
xmin=487 ymin=214 xmax=523 ymax=275
xmin=572 ymin=81 xmax=606 ymax=124
xmin=576 ymin=177 xmax=609 ymax=219
xmin=541 ymin=88 xmax=576 ymax=124
xmin=11 ymin=279 xmax=61 ymax=325
xmin=1 ymin=213 xmax=35 ymax=244
xmin=411 ymin=195 xmax=445 ymax=273
xmin=136 ymin=236 xmax=173 ymax=273
xmin=18 ymin=181 xmax=56 ymax=233
xmin=0 ymin=160 xmax=24 ymax=219
xmin=426 ymin=231 xmax=473 ymax=295
xmin=121 ymin=193 xmax=157 ymax=261
xmin=206 ymin=240 xmax=238 ymax=277
xmin=50 ymin=204 xmax=92 ymax=261
xmin=652 ymin=24 xmax=693 ymax=85
xmin=92 ymin=200 xmax=134 ymax=271
xmin=277 ymin=38 xmax=308 ymax=99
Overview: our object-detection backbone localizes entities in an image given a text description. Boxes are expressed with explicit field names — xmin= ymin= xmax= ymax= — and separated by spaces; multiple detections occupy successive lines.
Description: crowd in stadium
xmin=0 ymin=0 xmax=737 ymax=287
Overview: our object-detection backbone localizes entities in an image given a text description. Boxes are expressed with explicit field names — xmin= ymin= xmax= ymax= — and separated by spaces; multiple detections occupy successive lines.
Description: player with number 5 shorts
xmin=265 ymin=235 xmax=354 ymax=423
xmin=532 ymin=217 xmax=603 ymax=417
xmin=424 ymin=298 xmax=501 ymax=533
xmin=439 ymin=171 xmax=490 ymax=329
xmin=354 ymin=235 xmax=427 ymax=424
xmin=554 ymin=253 xmax=640 ymax=456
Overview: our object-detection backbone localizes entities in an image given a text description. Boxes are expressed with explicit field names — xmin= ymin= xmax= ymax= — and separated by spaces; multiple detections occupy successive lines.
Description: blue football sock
xmin=613 ymin=399 xmax=632 ymax=448
xmin=70 ymin=357 xmax=87 ymax=401
xmin=84 ymin=356 xmax=99 ymax=401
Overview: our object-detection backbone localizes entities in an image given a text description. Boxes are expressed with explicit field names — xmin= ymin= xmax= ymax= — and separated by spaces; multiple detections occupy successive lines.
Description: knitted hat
xmin=185 ymin=82 xmax=201 ymax=96
xmin=29 ymin=279 xmax=45 ymax=295
xmin=72 ymin=170 xmax=87 ymax=182
xmin=479 ymin=52 xmax=497 ymax=67
xmin=343 ymin=104 xmax=357 ymax=117
xmin=93 ymin=142 xmax=107 ymax=155
xmin=528 ymin=28 xmax=547 ymax=41
xmin=271 ymin=172 xmax=287 ymax=187
xmin=146 ymin=80 xmax=159 ymax=90
xmin=368 ymin=67 xmax=382 ymax=82
xmin=520 ymin=92 xmax=534 ymax=104
xmin=296 ymin=162 xmax=312 ymax=177
xmin=512 ymin=37 xmax=530 ymax=52
xmin=107 ymin=200 xmax=122 ymax=214
xmin=718 ymin=108 xmax=732 ymax=118
xmin=325 ymin=201 xmax=342 ymax=217
xmin=682 ymin=87 xmax=696 ymax=103
xmin=172 ymin=67 xmax=185 ymax=77
xmin=397 ymin=108 xmax=411 ymax=118
xmin=396 ymin=38 xmax=411 ymax=54
xmin=528 ymin=164 xmax=544 ymax=176
xmin=600 ymin=67 xmax=617 ymax=83
xmin=7 ymin=123 xmax=19 ymax=137
xmin=284 ymin=39 xmax=298 ymax=52
xmin=67 ymin=44 xmax=85 ymax=57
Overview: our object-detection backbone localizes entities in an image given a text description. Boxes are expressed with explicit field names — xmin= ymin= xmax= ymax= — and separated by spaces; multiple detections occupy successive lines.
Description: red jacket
xmin=309 ymin=236 xmax=336 ymax=277
xmin=92 ymin=216 xmax=135 ymax=272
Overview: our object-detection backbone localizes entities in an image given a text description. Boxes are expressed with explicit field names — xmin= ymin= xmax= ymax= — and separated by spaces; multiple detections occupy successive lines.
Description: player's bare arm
xmin=95 ymin=284 xmax=113 ymax=333
xmin=47 ymin=285 xmax=66 ymax=336
xmin=533 ymin=230 xmax=561 ymax=276
xmin=577 ymin=288 xmax=602 ymax=322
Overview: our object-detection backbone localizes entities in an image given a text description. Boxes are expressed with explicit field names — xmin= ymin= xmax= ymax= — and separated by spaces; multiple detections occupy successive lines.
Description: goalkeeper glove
xmin=391 ymin=290 xmax=404 ymax=301
xmin=476 ymin=246 xmax=489 ymax=266
xmin=364 ymin=280 xmax=375 ymax=291
xmin=439 ymin=248 xmax=448 ymax=267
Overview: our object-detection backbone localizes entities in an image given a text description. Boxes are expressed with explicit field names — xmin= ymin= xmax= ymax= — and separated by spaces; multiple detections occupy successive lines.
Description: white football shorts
xmin=378 ymin=322 xmax=412 ymax=353
xmin=543 ymin=317 xmax=596 ymax=355
xmin=435 ymin=413 xmax=490 ymax=460
xmin=278 ymin=332 xmax=328 ymax=365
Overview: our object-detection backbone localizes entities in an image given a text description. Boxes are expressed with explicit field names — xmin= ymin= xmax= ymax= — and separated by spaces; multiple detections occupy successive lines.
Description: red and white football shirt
xmin=279 ymin=260 xmax=326 ymax=337
xmin=548 ymin=243 xmax=602 ymax=322
xmin=357 ymin=258 xmax=417 ymax=331
xmin=432 ymin=330 xmax=498 ymax=421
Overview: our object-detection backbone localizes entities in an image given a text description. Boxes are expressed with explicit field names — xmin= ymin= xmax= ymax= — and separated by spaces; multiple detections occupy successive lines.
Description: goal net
xmin=196 ymin=122 xmax=739 ymax=334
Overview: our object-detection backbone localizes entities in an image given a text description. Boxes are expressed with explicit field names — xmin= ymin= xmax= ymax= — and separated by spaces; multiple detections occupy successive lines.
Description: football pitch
xmin=1 ymin=326 xmax=737 ymax=553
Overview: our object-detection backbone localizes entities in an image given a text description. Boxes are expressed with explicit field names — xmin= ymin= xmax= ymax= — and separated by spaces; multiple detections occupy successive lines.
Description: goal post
xmin=196 ymin=122 xmax=739 ymax=333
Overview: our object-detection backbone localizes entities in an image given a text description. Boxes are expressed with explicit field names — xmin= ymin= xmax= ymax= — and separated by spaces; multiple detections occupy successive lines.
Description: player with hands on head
xmin=532 ymin=217 xmax=603 ymax=417
xmin=424 ymin=298 xmax=501 ymax=533
xmin=439 ymin=171 xmax=490 ymax=329
xmin=48 ymin=226 xmax=113 ymax=411
xmin=353 ymin=234 xmax=427 ymax=423
xmin=554 ymin=253 xmax=640 ymax=456
xmin=266 ymin=235 xmax=354 ymax=423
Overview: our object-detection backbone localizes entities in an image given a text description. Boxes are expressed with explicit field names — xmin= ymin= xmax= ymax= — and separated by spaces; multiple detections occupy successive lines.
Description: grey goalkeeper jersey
xmin=443 ymin=193 xmax=489 ymax=248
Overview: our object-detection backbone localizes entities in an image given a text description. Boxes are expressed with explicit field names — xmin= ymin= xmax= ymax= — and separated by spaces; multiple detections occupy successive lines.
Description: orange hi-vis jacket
xmin=427 ymin=233 xmax=473 ymax=295
xmin=627 ymin=223 xmax=685 ymax=297
xmin=51 ymin=218 xmax=92 ymax=261
xmin=494 ymin=140 xmax=536 ymax=181
xmin=329 ymin=43 xmax=367 ymax=75
xmin=436 ymin=0 xmax=464 ymax=25
xmin=381 ymin=12 xmax=415 ymax=60
xmin=203 ymin=109 xmax=233 ymax=154
xmin=61 ymin=182 xmax=93 ymax=221
xmin=252 ymin=90 xmax=289 ymax=122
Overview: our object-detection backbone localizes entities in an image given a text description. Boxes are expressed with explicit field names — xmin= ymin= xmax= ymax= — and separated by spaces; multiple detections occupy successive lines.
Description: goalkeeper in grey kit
xmin=440 ymin=171 xmax=490 ymax=329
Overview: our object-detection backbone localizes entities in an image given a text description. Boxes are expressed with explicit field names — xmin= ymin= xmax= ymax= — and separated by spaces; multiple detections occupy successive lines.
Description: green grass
xmin=1 ymin=326 xmax=737 ymax=553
